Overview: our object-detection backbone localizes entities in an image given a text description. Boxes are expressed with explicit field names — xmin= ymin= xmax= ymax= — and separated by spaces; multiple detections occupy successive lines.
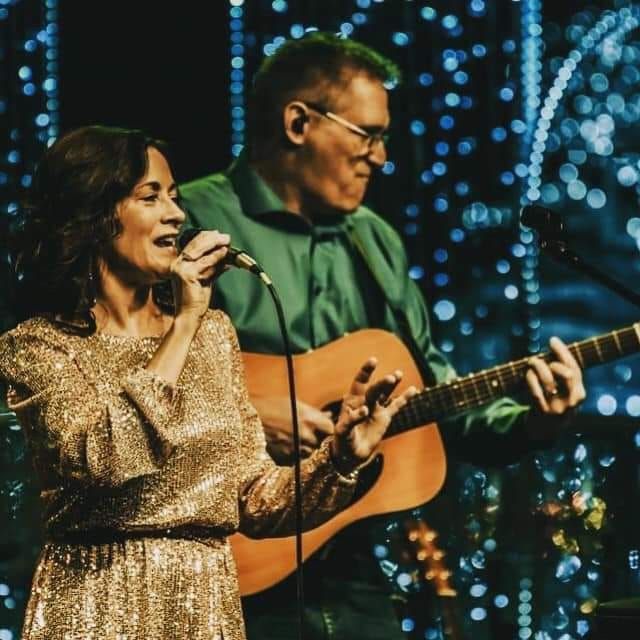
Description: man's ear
xmin=283 ymin=101 xmax=310 ymax=145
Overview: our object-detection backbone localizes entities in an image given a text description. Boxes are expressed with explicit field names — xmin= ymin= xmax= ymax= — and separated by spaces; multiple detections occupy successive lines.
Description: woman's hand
xmin=170 ymin=230 xmax=230 ymax=324
xmin=331 ymin=358 xmax=417 ymax=475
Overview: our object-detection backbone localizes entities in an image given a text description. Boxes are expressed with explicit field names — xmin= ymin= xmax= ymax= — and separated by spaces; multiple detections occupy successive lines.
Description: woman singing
xmin=0 ymin=126 xmax=415 ymax=639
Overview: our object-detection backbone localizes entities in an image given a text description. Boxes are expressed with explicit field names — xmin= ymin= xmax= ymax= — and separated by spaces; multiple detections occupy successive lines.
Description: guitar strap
xmin=347 ymin=225 xmax=438 ymax=387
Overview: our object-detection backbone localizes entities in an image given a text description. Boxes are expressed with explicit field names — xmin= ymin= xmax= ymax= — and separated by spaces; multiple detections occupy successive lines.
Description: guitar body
xmin=229 ymin=320 xmax=640 ymax=595
xmin=231 ymin=329 xmax=447 ymax=596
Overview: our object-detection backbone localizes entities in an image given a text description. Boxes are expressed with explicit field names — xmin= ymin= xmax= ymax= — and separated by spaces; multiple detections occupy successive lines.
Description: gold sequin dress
xmin=0 ymin=310 xmax=358 ymax=640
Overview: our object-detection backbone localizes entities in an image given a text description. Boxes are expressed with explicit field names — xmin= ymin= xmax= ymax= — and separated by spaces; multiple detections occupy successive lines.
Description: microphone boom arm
xmin=521 ymin=204 xmax=640 ymax=309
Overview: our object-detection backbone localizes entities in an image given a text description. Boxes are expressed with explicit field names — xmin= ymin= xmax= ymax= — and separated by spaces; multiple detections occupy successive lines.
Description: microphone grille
xmin=177 ymin=227 xmax=201 ymax=252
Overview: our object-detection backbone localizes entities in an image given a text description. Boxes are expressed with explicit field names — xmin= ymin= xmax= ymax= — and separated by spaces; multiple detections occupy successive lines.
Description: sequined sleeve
xmin=0 ymin=321 xmax=181 ymax=487
xmin=216 ymin=313 xmax=357 ymax=539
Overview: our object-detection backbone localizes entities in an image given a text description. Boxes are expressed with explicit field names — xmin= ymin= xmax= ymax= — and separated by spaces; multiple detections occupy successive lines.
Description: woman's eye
xmin=142 ymin=194 xmax=158 ymax=202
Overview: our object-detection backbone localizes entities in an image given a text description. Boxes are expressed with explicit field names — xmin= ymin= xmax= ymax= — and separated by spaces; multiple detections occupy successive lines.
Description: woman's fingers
xmin=181 ymin=230 xmax=230 ymax=261
xmin=169 ymin=231 xmax=232 ymax=321
xmin=346 ymin=358 xmax=378 ymax=398
xmin=193 ymin=246 xmax=230 ymax=277
xmin=365 ymin=370 xmax=403 ymax=409
xmin=386 ymin=385 xmax=418 ymax=415
xmin=173 ymin=244 xmax=230 ymax=285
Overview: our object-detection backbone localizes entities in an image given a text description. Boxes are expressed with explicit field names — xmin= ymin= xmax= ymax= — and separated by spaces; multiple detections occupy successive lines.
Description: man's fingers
xmin=299 ymin=422 xmax=319 ymax=447
xmin=298 ymin=402 xmax=335 ymax=436
xmin=528 ymin=357 xmax=558 ymax=396
xmin=312 ymin=415 xmax=335 ymax=436
xmin=526 ymin=366 xmax=550 ymax=412
xmin=265 ymin=423 xmax=317 ymax=448
xmin=549 ymin=336 xmax=581 ymax=370
xmin=549 ymin=362 xmax=586 ymax=406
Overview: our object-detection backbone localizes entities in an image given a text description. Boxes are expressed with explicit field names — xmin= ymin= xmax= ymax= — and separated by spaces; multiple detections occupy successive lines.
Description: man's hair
xmin=248 ymin=32 xmax=400 ymax=151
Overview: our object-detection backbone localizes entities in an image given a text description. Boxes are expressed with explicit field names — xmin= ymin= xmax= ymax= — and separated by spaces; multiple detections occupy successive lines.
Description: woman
xmin=0 ymin=126 xmax=415 ymax=639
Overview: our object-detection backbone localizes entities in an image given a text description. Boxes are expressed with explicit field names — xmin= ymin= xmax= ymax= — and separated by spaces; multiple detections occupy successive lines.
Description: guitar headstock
xmin=407 ymin=519 xmax=456 ymax=598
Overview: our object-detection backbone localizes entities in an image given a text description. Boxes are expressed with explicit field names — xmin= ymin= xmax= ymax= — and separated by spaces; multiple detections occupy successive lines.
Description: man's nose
xmin=367 ymin=140 xmax=387 ymax=167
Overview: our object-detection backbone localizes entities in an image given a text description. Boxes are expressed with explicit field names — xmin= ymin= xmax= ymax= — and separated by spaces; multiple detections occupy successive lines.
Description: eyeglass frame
xmin=302 ymin=101 xmax=390 ymax=151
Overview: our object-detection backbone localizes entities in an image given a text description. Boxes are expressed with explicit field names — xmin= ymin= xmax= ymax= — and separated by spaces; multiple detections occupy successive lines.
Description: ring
xmin=545 ymin=387 xmax=559 ymax=398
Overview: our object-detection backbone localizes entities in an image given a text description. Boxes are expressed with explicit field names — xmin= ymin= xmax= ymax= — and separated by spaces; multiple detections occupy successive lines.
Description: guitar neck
xmin=390 ymin=323 xmax=640 ymax=434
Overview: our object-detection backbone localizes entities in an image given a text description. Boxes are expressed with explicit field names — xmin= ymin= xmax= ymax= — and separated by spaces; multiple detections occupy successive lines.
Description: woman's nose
xmin=165 ymin=198 xmax=186 ymax=223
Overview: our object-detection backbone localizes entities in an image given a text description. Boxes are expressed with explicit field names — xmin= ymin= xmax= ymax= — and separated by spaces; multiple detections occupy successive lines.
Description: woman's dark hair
xmin=12 ymin=125 xmax=171 ymax=333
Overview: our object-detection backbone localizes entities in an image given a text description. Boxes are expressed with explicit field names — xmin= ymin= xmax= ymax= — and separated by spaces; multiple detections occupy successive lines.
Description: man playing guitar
xmin=181 ymin=32 xmax=585 ymax=640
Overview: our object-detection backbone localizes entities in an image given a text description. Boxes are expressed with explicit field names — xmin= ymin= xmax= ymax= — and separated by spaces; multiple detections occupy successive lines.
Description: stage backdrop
xmin=2 ymin=1 xmax=640 ymax=639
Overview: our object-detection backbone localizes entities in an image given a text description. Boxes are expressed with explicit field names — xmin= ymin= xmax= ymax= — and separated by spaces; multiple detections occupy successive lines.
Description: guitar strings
xmin=389 ymin=326 xmax=639 ymax=435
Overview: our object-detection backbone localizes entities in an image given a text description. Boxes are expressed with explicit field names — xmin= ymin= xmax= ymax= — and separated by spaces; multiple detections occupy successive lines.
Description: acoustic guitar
xmin=232 ymin=324 xmax=640 ymax=596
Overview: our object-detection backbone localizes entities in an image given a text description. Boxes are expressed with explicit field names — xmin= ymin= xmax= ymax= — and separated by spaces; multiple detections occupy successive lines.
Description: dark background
xmin=59 ymin=1 xmax=230 ymax=181
xmin=2 ymin=1 xmax=640 ymax=639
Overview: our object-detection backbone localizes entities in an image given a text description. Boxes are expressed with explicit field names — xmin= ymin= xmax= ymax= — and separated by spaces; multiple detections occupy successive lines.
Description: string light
xmin=228 ymin=4 xmax=640 ymax=639
xmin=229 ymin=1 xmax=246 ymax=157
xmin=1 ymin=5 xmax=59 ymax=637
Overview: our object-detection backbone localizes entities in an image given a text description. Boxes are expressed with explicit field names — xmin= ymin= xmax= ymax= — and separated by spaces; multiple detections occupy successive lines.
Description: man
xmin=181 ymin=33 xmax=585 ymax=640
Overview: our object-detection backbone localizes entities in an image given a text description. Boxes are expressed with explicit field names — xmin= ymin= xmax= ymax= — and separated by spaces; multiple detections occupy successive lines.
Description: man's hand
xmin=251 ymin=396 xmax=334 ymax=463
xmin=525 ymin=336 xmax=586 ymax=438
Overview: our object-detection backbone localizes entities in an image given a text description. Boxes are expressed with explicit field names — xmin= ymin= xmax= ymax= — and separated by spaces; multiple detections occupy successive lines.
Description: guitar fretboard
xmin=389 ymin=323 xmax=640 ymax=435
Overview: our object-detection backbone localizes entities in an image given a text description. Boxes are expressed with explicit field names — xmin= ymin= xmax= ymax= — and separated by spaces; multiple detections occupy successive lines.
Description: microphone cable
xmin=178 ymin=228 xmax=306 ymax=640
xmin=258 ymin=276 xmax=306 ymax=640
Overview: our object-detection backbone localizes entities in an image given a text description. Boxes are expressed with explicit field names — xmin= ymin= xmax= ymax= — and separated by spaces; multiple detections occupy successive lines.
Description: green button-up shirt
xmin=180 ymin=153 xmax=532 ymax=466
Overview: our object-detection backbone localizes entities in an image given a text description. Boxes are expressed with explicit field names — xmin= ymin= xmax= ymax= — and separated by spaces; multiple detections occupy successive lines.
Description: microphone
xmin=178 ymin=227 xmax=257 ymax=272
xmin=519 ymin=204 xmax=567 ymax=242
xmin=520 ymin=205 xmax=640 ymax=308
xmin=177 ymin=227 xmax=272 ymax=284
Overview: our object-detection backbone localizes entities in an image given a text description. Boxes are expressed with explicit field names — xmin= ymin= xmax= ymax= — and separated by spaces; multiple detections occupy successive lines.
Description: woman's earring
xmin=86 ymin=257 xmax=97 ymax=308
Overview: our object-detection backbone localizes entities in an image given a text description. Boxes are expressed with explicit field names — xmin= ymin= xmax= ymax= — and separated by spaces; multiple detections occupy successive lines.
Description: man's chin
xmin=309 ymin=193 xmax=363 ymax=218
xmin=328 ymin=198 xmax=362 ymax=215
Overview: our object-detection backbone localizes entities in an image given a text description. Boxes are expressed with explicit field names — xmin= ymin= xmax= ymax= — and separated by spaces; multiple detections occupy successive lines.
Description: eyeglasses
xmin=304 ymin=102 xmax=390 ymax=151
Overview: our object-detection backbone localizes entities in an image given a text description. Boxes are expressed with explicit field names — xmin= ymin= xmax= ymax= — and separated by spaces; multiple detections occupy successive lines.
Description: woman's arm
xmin=0 ymin=324 xmax=182 ymax=487
xmin=218 ymin=315 xmax=414 ymax=538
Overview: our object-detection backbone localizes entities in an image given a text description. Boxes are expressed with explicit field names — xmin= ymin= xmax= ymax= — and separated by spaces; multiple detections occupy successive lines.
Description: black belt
xmin=47 ymin=525 xmax=230 ymax=546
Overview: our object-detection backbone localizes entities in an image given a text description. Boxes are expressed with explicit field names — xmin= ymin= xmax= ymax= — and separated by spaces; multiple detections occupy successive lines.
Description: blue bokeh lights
xmin=213 ymin=5 xmax=640 ymax=640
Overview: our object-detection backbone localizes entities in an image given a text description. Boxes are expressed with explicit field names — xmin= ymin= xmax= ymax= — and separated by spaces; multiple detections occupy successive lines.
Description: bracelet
xmin=328 ymin=441 xmax=362 ymax=482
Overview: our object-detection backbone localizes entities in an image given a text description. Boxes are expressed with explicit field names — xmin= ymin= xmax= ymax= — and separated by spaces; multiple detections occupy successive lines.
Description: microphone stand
xmin=536 ymin=236 xmax=640 ymax=310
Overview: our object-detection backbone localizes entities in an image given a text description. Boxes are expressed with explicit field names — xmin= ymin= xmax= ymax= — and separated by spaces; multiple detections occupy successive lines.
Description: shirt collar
xmin=226 ymin=149 xmax=356 ymax=236
xmin=226 ymin=150 xmax=287 ymax=218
